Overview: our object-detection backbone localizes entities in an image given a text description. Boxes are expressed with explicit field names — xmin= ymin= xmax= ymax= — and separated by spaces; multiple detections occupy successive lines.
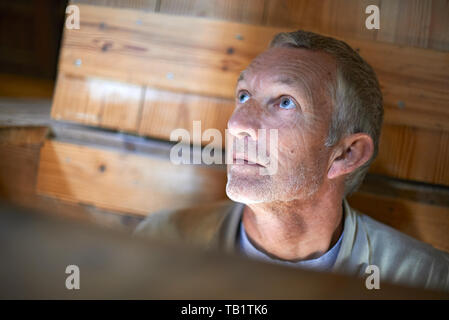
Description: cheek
xmin=279 ymin=123 xmax=308 ymax=152
xmin=276 ymin=126 xmax=324 ymax=169
xmin=275 ymin=131 xmax=307 ymax=170
xmin=259 ymin=113 xmax=322 ymax=165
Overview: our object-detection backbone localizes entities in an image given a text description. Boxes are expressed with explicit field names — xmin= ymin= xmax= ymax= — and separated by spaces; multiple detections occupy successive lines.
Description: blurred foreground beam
xmin=0 ymin=203 xmax=447 ymax=299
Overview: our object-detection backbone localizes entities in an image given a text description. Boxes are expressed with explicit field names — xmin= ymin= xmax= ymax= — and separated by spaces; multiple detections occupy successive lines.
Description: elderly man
xmin=136 ymin=30 xmax=449 ymax=292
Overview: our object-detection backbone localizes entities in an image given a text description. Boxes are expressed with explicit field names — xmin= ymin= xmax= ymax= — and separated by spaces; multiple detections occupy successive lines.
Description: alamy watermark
xmin=365 ymin=264 xmax=380 ymax=290
xmin=65 ymin=264 xmax=80 ymax=290
xmin=65 ymin=4 xmax=80 ymax=30
xmin=169 ymin=121 xmax=279 ymax=175
xmin=365 ymin=5 xmax=380 ymax=30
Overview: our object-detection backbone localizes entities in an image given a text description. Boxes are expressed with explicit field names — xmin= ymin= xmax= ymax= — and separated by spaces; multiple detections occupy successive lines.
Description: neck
xmin=242 ymin=185 xmax=344 ymax=261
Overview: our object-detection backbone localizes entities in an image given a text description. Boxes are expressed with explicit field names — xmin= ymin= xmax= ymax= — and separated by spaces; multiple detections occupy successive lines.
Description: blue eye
xmin=279 ymin=96 xmax=296 ymax=109
xmin=238 ymin=91 xmax=250 ymax=103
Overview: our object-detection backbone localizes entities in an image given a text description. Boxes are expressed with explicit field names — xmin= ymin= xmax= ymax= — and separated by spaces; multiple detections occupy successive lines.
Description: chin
xmin=225 ymin=179 xmax=270 ymax=204
xmin=226 ymin=191 xmax=265 ymax=204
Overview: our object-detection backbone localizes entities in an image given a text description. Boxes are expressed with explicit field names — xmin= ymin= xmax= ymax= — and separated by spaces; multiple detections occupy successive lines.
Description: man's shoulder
xmin=359 ymin=212 xmax=448 ymax=261
xmin=134 ymin=200 xmax=238 ymax=249
xmin=355 ymin=210 xmax=449 ymax=290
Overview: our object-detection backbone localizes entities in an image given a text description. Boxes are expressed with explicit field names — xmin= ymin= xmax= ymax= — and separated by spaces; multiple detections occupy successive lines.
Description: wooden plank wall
xmin=0 ymin=100 xmax=145 ymax=231
xmin=37 ymin=139 xmax=227 ymax=215
xmin=30 ymin=1 xmax=449 ymax=251
xmin=51 ymin=1 xmax=449 ymax=185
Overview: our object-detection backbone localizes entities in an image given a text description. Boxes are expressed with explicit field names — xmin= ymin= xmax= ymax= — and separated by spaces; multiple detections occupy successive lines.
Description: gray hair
xmin=269 ymin=30 xmax=384 ymax=197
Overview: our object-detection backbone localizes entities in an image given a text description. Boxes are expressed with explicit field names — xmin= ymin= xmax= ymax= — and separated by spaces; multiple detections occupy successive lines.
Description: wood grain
xmin=372 ymin=125 xmax=449 ymax=186
xmin=0 ymin=126 xmax=49 ymax=145
xmin=49 ymin=4 xmax=449 ymax=186
xmin=52 ymin=74 xmax=144 ymax=131
xmin=159 ymin=0 xmax=266 ymax=24
xmin=428 ymin=0 xmax=449 ymax=51
xmin=0 ymin=124 xmax=142 ymax=231
xmin=0 ymin=99 xmax=53 ymax=127
xmin=72 ymin=0 xmax=158 ymax=10
xmin=36 ymin=140 xmax=227 ymax=215
xmin=264 ymin=0 xmax=380 ymax=42
xmin=138 ymin=88 xmax=235 ymax=147
xmin=57 ymin=4 xmax=449 ymax=129
xmin=264 ymin=0 xmax=449 ymax=51
xmin=59 ymin=4 xmax=274 ymax=98
xmin=392 ymin=0 xmax=433 ymax=48
xmin=348 ymin=191 xmax=449 ymax=253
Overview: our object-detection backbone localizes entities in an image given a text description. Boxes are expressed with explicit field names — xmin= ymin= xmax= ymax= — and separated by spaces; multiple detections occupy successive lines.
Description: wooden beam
xmin=0 ymin=99 xmax=53 ymax=127
xmin=0 ymin=126 xmax=49 ymax=145
xmin=359 ymin=174 xmax=449 ymax=208
xmin=72 ymin=0 xmax=158 ymax=11
xmin=159 ymin=0 xmax=266 ymax=24
xmin=263 ymin=0 xmax=449 ymax=52
xmin=51 ymin=74 xmax=144 ymax=131
xmin=3 ymin=203 xmax=446 ymax=299
xmin=371 ymin=124 xmax=449 ymax=186
xmin=138 ymin=87 xmax=235 ymax=147
xmin=36 ymin=140 xmax=227 ymax=216
xmin=348 ymin=191 xmax=449 ymax=253
xmin=0 ymin=125 xmax=143 ymax=231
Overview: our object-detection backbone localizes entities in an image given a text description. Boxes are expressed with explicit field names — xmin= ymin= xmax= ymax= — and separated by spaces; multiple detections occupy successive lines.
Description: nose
xmin=227 ymin=103 xmax=261 ymax=141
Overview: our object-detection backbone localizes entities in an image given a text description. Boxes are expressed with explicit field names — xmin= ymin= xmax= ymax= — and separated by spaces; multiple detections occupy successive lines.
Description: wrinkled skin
xmin=227 ymin=47 xmax=335 ymax=204
xmin=226 ymin=47 xmax=374 ymax=261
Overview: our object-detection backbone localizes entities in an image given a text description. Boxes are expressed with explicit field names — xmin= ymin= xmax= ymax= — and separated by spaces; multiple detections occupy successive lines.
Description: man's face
xmin=226 ymin=47 xmax=336 ymax=204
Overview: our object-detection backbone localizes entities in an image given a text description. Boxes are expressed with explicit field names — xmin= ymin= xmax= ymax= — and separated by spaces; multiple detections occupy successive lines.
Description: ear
xmin=327 ymin=133 xmax=374 ymax=180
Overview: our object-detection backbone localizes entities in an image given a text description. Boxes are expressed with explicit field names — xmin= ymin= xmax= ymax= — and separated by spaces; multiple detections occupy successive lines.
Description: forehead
xmin=238 ymin=47 xmax=336 ymax=93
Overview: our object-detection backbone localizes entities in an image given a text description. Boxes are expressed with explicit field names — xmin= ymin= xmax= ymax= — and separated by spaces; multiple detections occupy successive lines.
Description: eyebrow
xmin=273 ymin=75 xmax=301 ymax=86
xmin=236 ymin=71 xmax=314 ymax=108
xmin=273 ymin=75 xmax=314 ymax=109
xmin=238 ymin=72 xmax=299 ymax=86
xmin=237 ymin=70 xmax=246 ymax=82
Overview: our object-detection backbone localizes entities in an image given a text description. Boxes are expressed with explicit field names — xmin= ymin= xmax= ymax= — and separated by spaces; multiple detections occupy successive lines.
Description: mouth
xmin=232 ymin=154 xmax=266 ymax=168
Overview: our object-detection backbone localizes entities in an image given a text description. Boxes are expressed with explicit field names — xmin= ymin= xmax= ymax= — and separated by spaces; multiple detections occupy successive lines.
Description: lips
xmin=232 ymin=153 xmax=266 ymax=167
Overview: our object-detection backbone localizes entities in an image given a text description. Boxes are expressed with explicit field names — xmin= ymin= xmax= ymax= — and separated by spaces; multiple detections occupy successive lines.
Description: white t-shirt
xmin=237 ymin=220 xmax=343 ymax=272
